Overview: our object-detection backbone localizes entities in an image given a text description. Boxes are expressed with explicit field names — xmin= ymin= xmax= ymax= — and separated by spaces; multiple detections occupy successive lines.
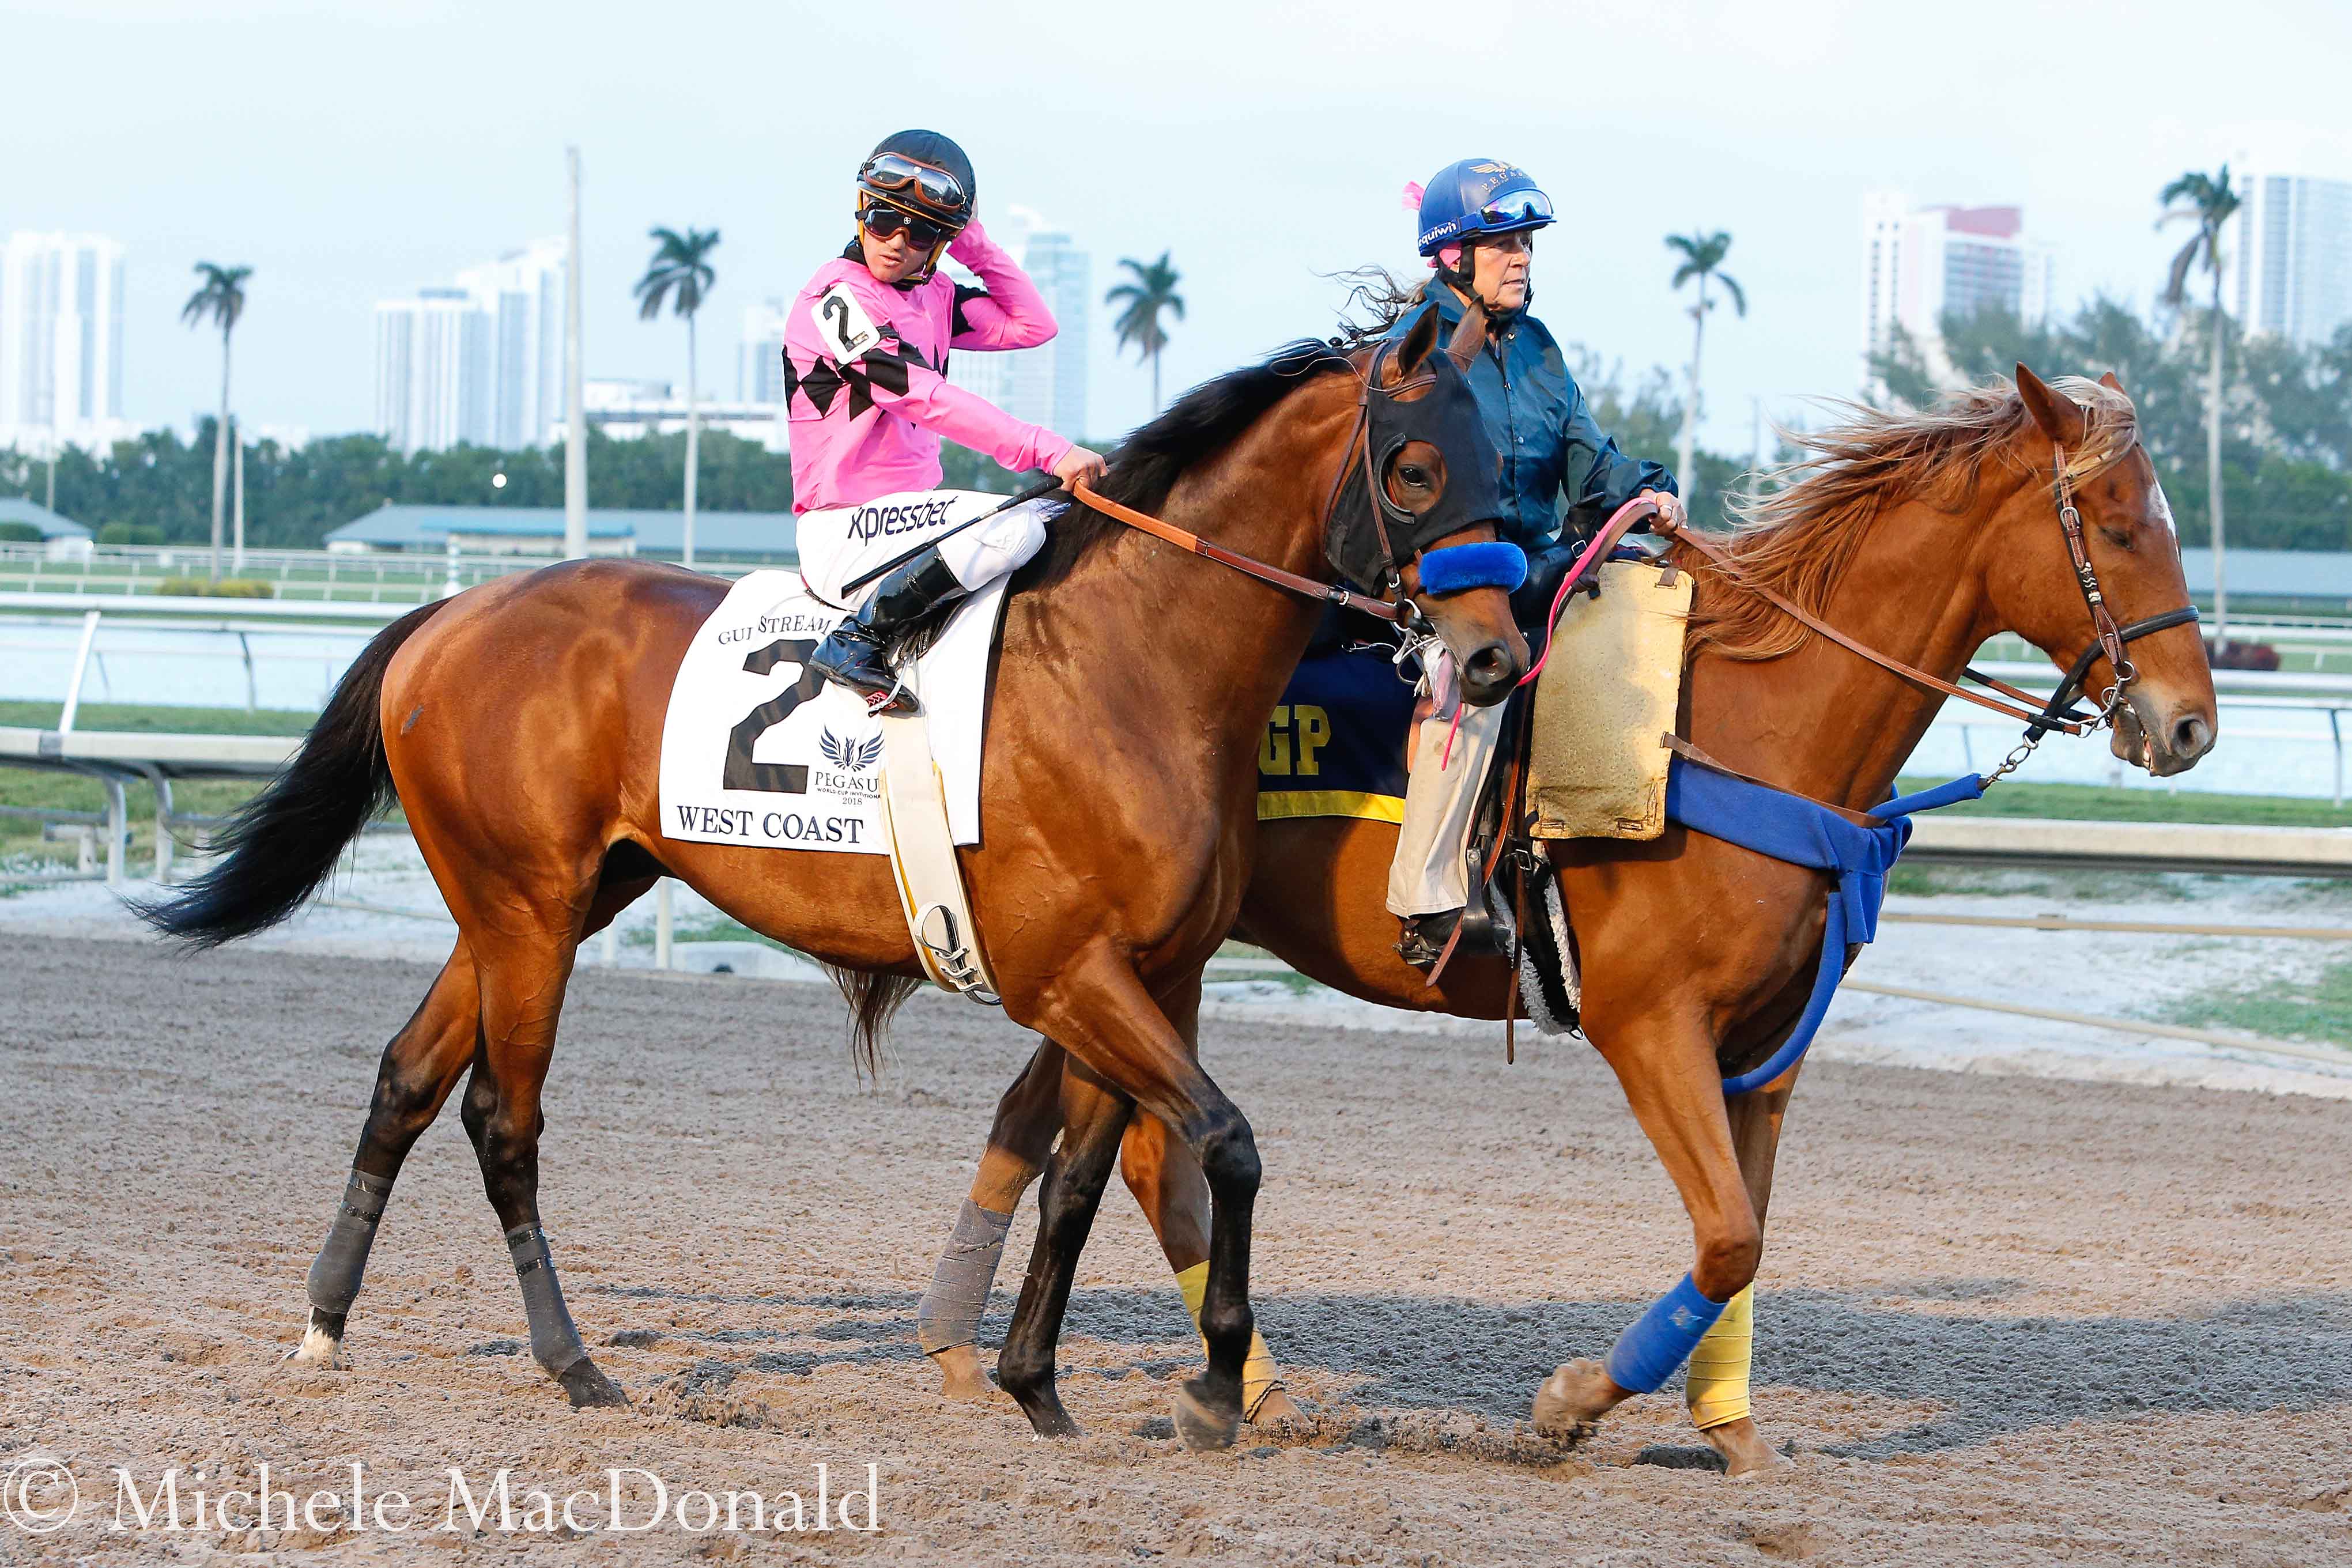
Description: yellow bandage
xmin=1175 ymin=1261 xmax=1283 ymax=1418
xmin=1683 ymin=1283 xmax=1754 ymax=1430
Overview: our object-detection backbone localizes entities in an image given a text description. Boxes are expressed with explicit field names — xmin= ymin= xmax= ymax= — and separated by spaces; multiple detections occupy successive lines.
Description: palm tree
xmin=633 ymin=226 xmax=720 ymax=569
xmin=1665 ymin=232 xmax=1745 ymax=507
xmin=2161 ymin=167 xmax=2241 ymax=639
xmin=182 ymin=263 xmax=250 ymax=581
xmin=1107 ymin=252 xmax=1184 ymax=412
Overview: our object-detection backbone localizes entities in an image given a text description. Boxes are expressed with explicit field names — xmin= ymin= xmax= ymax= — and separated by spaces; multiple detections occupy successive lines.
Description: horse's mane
xmin=1685 ymin=376 xmax=2141 ymax=662
xmin=1020 ymin=340 xmax=1354 ymax=591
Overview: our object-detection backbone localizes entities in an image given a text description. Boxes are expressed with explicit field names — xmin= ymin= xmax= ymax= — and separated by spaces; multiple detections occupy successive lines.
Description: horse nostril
xmin=2171 ymin=713 xmax=2214 ymax=758
xmin=1463 ymin=644 xmax=1512 ymax=694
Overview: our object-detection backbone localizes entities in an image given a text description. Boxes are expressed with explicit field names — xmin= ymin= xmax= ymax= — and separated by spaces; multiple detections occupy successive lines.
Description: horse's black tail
xmin=137 ymin=599 xmax=452 ymax=949
xmin=824 ymin=965 xmax=922 ymax=1080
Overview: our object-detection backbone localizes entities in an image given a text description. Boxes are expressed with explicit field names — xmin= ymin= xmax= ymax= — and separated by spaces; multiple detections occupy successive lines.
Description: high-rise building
xmin=455 ymin=238 xmax=566 ymax=448
xmin=944 ymin=206 xmax=1092 ymax=440
xmin=739 ymin=297 xmax=790 ymax=406
xmin=1860 ymin=194 xmax=2056 ymax=392
xmin=373 ymin=237 xmax=567 ymax=454
xmin=375 ymin=288 xmax=492 ymax=454
xmin=0 ymin=231 xmax=129 ymax=454
xmin=2229 ymin=168 xmax=2352 ymax=350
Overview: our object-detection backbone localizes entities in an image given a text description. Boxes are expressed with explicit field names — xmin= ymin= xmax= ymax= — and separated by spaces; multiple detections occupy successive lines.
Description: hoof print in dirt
xmin=560 ymin=1362 xmax=632 ymax=1408
xmin=609 ymin=1328 xmax=662 ymax=1349
xmin=1171 ymin=1381 xmax=1240 ymax=1451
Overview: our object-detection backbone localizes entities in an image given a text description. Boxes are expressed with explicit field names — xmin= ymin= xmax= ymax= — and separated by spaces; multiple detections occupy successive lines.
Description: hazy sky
xmin=11 ymin=0 xmax=2352 ymax=456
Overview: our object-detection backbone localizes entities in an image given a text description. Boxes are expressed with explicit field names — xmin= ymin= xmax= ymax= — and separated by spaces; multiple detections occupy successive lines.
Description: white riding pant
xmin=1384 ymin=698 xmax=1508 ymax=919
xmin=796 ymin=488 xmax=1056 ymax=609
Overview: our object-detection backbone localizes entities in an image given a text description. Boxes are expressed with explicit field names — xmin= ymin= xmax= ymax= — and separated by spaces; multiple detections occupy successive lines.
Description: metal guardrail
xmin=1902 ymin=814 xmax=2352 ymax=879
xmin=0 ymin=724 xmax=299 ymax=885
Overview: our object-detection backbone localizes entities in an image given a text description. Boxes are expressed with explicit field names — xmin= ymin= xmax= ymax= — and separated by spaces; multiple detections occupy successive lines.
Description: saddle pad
xmin=1527 ymin=559 xmax=1692 ymax=840
xmin=1255 ymin=643 xmax=1416 ymax=824
xmin=658 ymin=569 xmax=1006 ymax=854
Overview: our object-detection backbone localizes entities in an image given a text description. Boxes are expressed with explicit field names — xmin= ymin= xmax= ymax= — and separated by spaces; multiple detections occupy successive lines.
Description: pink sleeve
xmin=861 ymin=334 xmax=1074 ymax=475
xmin=945 ymin=218 xmax=1059 ymax=351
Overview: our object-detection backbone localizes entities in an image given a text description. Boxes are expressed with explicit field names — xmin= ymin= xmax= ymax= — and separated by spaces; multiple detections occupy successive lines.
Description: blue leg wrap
xmin=1602 ymin=1273 xmax=1730 ymax=1395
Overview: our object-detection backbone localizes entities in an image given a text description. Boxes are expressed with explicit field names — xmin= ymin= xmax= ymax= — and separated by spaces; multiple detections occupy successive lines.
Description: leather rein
xmin=1650 ymin=444 xmax=2200 ymax=758
xmin=1069 ymin=342 xmax=1437 ymax=630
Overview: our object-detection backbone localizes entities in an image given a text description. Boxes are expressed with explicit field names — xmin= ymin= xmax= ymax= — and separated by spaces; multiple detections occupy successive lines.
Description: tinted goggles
xmin=859 ymin=152 xmax=969 ymax=216
xmin=1479 ymin=188 xmax=1554 ymax=229
xmin=861 ymin=202 xmax=956 ymax=250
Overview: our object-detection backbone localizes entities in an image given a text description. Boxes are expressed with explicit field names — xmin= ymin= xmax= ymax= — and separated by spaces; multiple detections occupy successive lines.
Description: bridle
xmin=1070 ymin=340 xmax=1473 ymax=632
xmin=1651 ymin=440 xmax=2200 ymax=783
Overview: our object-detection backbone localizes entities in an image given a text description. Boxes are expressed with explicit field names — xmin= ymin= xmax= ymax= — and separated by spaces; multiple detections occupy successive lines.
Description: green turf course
xmin=0 ymin=699 xmax=319 ymax=736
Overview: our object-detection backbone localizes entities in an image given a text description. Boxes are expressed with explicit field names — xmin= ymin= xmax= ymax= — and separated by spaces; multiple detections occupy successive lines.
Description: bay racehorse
xmin=142 ymin=306 xmax=1531 ymax=1450
xmin=918 ymin=366 xmax=2216 ymax=1465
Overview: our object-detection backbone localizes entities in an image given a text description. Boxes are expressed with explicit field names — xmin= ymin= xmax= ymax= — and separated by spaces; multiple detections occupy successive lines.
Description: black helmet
xmin=858 ymin=130 xmax=976 ymax=231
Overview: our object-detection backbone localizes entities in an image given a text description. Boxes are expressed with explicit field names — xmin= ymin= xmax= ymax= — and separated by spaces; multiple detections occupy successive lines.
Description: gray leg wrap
xmin=505 ymin=1222 xmax=589 ymax=1376
xmin=916 ymin=1200 xmax=1014 ymax=1355
xmin=306 ymin=1169 xmax=394 ymax=1316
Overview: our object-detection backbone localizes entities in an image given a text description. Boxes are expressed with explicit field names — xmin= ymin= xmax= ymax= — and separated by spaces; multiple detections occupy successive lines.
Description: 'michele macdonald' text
xmin=108 ymin=1463 xmax=879 ymax=1536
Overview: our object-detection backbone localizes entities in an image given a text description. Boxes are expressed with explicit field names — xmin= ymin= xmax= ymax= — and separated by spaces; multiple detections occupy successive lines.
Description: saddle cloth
xmin=1252 ymin=558 xmax=1691 ymax=838
xmin=658 ymin=569 xmax=1006 ymax=855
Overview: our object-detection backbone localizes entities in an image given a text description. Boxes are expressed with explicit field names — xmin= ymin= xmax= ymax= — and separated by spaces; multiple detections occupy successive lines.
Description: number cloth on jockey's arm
xmin=782 ymin=218 xmax=1074 ymax=517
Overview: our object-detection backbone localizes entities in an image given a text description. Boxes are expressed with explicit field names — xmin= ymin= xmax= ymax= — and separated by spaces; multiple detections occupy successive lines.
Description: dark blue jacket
xmin=1384 ymin=287 xmax=1677 ymax=550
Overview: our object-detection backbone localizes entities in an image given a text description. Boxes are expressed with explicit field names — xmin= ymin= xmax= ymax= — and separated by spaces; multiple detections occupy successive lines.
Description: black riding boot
xmin=808 ymin=547 xmax=970 ymax=715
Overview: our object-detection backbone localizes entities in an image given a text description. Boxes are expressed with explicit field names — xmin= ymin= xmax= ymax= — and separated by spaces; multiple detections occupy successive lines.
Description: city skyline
xmin=373 ymin=237 xmax=565 ymax=454
xmin=7 ymin=2 xmax=2352 ymax=462
xmin=0 ymin=231 xmax=130 ymax=455
xmin=1860 ymin=194 xmax=2059 ymax=396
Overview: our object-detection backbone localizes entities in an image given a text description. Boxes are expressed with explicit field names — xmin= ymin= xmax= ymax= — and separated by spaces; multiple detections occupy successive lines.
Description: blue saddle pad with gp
xmin=1255 ymin=644 xmax=1417 ymax=823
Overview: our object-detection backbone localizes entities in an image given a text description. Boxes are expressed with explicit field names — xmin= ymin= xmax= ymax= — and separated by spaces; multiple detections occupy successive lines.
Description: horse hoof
xmin=1701 ymin=1418 xmax=1789 ymax=1478
xmin=933 ymin=1347 xmax=1015 ymax=1407
xmin=1248 ymin=1386 xmax=1308 ymax=1428
xmin=284 ymin=1324 xmax=347 ymax=1369
xmin=1172 ymin=1379 xmax=1240 ymax=1452
xmin=1014 ymin=1394 xmax=1082 ymax=1439
xmin=559 ymin=1360 xmax=631 ymax=1409
xmin=1531 ymin=1359 xmax=1613 ymax=1437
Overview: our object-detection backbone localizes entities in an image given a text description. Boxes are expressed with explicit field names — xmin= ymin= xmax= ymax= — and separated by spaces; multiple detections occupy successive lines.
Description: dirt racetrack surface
xmin=3 ymin=932 xmax=2349 ymax=1565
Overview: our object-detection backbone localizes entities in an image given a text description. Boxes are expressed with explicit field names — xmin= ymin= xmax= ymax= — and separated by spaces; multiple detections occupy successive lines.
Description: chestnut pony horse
xmin=927 ymin=367 xmax=2217 ymax=1466
xmin=144 ymin=308 xmax=1528 ymax=1452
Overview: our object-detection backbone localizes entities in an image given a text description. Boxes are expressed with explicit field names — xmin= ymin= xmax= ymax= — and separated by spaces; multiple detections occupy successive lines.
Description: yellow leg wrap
xmin=1175 ymin=1261 xmax=1283 ymax=1418
xmin=1683 ymin=1283 xmax=1754 ymax=1430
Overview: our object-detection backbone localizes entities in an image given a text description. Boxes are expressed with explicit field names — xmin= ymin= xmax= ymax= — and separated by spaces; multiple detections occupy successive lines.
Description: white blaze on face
xmin=2151 ymin=477 xmax=2180 ymax=539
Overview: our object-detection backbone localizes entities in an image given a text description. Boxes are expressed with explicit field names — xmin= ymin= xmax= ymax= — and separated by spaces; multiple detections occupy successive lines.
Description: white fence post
xmin=59 ymin=609 xmax=101 ymax=734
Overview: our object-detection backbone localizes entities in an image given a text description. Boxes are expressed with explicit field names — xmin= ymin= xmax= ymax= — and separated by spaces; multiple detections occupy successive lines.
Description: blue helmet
xmin=1415 ymin=159 xmax=1555 ymax=257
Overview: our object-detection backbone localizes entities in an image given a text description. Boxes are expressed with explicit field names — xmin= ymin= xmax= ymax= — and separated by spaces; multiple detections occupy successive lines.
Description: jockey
xmin=1384 ymin=158 xmax=1684 ymax=967
xmin=786 ymin=130 xmax=1107 ymax=713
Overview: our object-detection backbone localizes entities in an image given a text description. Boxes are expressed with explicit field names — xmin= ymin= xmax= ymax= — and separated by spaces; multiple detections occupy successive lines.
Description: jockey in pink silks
xmin=783 ymin=128 xmax=1107 ymax=713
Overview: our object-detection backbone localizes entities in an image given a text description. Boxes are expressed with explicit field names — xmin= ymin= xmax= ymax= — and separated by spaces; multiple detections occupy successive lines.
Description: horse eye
xmin=2101 ymin=526 xmax=2135 ymax=551
xmin=1399 ymin=465 xmax=1430 ymax=488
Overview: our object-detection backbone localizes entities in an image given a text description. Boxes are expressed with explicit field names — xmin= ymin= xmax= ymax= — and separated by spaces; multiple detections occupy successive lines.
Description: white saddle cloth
xmin=657 ymin=569 xmax=1004 ymax=855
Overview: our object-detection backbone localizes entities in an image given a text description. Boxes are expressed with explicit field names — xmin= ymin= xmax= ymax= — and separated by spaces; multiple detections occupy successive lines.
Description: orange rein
xmin=1069 ymin=481 xmax=1413 ymax=627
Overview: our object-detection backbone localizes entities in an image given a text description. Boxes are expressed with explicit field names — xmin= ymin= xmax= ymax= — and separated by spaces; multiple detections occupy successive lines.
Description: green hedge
xmin=156 ymin=576 xmax=276 ymax=598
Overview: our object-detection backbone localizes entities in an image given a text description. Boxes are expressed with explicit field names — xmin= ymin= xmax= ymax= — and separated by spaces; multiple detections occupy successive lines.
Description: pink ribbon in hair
xmin=1401 ymin=180 xmax=1426 ymax=211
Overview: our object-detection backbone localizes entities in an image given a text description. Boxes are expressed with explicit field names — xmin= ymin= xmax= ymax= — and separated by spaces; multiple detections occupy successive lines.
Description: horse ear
xmin=2015 ymin=362 xmax=2085 ymax=448
xmin=2098 ymin=369 xmax=2127 ymax=395
xmin=1390 ymin=303 xmax=1443 ymax=381
xmin=1445 ymin=300 xmax=1488 ymax=371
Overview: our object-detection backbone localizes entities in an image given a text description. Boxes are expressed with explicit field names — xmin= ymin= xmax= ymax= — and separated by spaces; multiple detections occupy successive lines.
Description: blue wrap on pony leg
xmin=1602 ymin=1273 xmax=1730 ymax=1394
xmin=1417 ymin=541 xmax=1527 ymax=596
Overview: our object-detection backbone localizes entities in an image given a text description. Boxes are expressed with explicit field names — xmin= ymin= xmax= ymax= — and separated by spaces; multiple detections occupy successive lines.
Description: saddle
xmin=1432 ymin=550 xmax=1693 ymax=1033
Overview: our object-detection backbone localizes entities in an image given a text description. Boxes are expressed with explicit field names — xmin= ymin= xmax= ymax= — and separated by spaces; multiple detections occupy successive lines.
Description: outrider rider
xmin=1377 ymin=158 xmax=1685 ymax=967
xmin=785 ymin=130 xmax=1107 ymax=712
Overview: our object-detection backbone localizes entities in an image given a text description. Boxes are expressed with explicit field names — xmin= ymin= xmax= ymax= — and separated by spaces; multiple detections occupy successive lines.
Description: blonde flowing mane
xmin=1683 ymin=377 xmax=2140 ymax=661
